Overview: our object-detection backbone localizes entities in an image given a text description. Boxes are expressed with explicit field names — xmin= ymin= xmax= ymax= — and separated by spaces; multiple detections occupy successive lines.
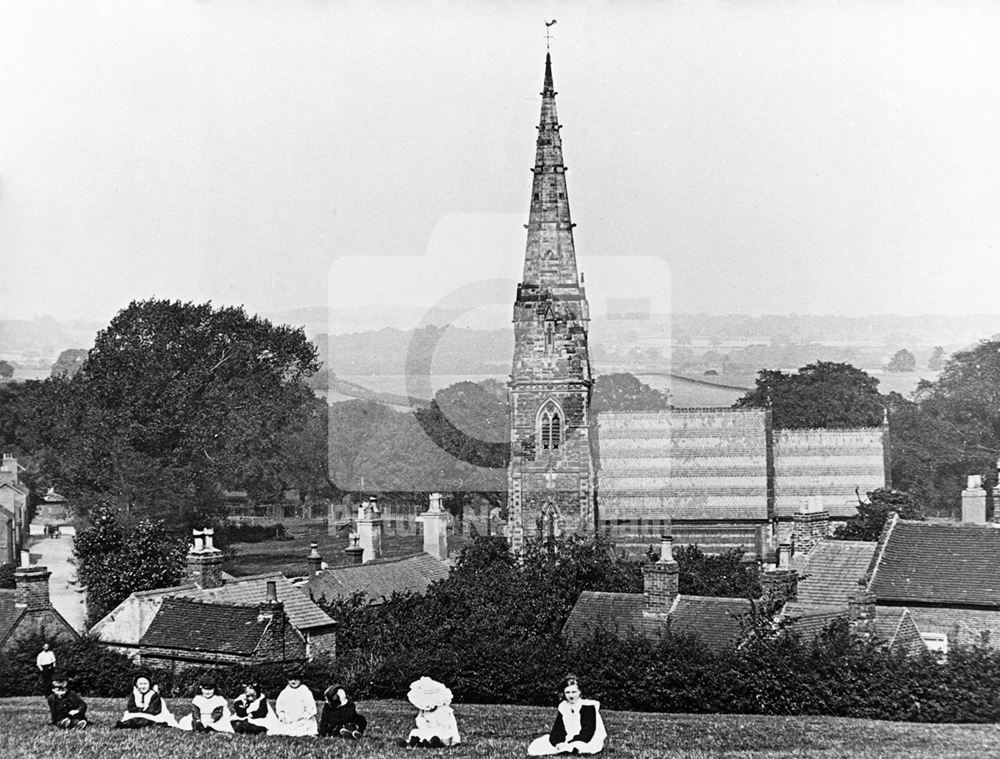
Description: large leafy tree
xmin=734 ymin=361 xmax=884 ymax=430
xmin=889 ymin=340 xmax=1000 ymax=514
xmin=24 ymin=300 xmax=319 ymax=519
xmin=592 ymin=373 xmax=671 ymax=412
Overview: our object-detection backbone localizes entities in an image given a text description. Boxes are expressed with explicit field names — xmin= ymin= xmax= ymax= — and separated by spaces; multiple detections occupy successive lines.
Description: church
xmin=506 ymin=53 xmax=888 ymax=558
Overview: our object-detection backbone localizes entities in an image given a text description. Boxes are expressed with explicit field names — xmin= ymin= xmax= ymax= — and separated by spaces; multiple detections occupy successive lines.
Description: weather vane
xmin=545 ymin=19 xmax=557 ymax=50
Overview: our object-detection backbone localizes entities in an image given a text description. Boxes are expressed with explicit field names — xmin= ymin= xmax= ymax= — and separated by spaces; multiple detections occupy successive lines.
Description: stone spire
xmin=507 ymin=51 xmax=596 ymax=553
xmin=523 ymin=52 xmax=579 ymax=288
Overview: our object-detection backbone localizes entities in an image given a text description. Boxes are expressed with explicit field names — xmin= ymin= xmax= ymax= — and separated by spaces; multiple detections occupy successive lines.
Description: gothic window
xmin=537 ymin=500 xmax=561 ymax=543
xmin=538 ymin=401 xmax=563 ymax=452
xmin=544 ymin=320 xmax=555 ymax=352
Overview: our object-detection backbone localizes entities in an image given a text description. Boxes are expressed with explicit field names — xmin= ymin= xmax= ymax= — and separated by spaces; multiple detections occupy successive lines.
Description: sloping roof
xmin=0 ymin=590 xmax=24 ymax=645
xmin=139 ymin=598 xmax=270 ymax=655
xmin=773 ymin=428 xmax=887 ymax=517
xmin=669 ymin=595 xmax=753 ymax=650
xmin=596 ymin=409 xmax=770 ymax=522
xmin=781 ymin=602 xmax=847 ymax=644
xmin=795 ymin=540 xmax=878 ymax=606
xmin=0 ymin=480 xmax=28 ymax=496
xmin=869 ymin=520 xmax=1000 ymax=607
xmin=171 ymin=573 xmax=335 ymax=630
xmin=305 ymin=554 xmax=450 ymax=605
xmin=562 ymin=591 xmax=752 ymax=651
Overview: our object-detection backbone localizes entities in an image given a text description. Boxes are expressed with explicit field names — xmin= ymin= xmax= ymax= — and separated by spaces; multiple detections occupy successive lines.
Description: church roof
xmin=773 ymin=428 xmax=887 ymax=517
xmin=305 ymin=553 xmax=450 ymax=606
xmin=595 ymin=409 xmax=771 ymax=522
xmin=794 ymin=539 xmax=878 ymax=606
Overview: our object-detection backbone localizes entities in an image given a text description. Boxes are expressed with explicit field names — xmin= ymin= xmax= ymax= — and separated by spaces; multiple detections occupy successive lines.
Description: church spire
xmin=523 ymin=51 xmax=578 ymax=287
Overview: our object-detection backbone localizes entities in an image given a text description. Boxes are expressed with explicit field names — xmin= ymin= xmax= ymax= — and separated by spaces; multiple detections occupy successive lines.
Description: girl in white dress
xmin=528 ymin=674 xmax=606 ymax=756
xmin=396 ymin=676 xmax=461 ymax=748
xmin=272 ymin=670 xmax=318 ymax=737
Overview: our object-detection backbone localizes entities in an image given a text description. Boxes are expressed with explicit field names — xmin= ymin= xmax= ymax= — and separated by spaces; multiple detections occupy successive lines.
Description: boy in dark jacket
xmin=318 ymin=684 xmax=367 ymax=739
xmin=47 ymin=674 xmax=88 ymax=729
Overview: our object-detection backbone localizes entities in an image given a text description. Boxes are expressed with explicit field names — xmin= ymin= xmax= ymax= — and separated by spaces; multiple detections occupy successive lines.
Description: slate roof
xmin=781 ymin=602 xmax=847 ymax=644
xmin=596 ymin=409 xmax=770 ymax=522
xmin=140 ymin=598 xmax=270 ymax=655
xmin=794 ymin=540 xmax=877 ymax=606
xmin=869 ymin=519 xmax=1000 ymax=607
xmin=0 ymin=590 xmax=24 ymax=645
xmin=562 ymin=591 xmax=752 ymax=651
xmin=170 ymin=573 xmax=335 ymax=630
xmin=305 ymin=554 xmax=450 ymax=605
xmin=772 ymin=428 xmax=887 ymax=517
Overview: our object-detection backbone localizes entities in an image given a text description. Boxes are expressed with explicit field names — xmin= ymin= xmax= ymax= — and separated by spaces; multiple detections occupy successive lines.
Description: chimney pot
xmin=266 ymin=580 xmax=277 ymax=603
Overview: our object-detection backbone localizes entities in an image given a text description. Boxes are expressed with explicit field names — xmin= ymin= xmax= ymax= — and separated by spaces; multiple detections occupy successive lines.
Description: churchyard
xmin=1 ymin=697 xmax=998 ymax=758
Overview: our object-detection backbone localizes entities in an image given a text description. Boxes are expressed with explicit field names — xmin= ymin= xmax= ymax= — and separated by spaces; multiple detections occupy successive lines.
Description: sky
xmin=3 ymin=1 xmax=1000 ymax=329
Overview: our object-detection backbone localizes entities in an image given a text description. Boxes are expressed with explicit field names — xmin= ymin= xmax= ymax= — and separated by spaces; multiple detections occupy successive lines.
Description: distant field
xmin=223 ymin=527 xmax=468 ymax=578
xmin=2 ymin=697 xmax=999 ymax=758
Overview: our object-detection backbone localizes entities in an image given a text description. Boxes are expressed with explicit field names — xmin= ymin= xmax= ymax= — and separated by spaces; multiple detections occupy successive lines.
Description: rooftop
xmin=794 ymin=540 xmax=877 ymax=606
xmin=305 ymin=553 xmax=450 ymax=605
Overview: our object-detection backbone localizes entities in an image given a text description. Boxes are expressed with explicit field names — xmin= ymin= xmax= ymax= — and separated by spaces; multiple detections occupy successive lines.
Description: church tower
xmin=507 ymin=52 xmax=596 ymax=552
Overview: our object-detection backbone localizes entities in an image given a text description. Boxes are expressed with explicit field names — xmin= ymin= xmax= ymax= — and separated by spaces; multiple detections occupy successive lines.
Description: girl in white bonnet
xmin=396 ymin=676 xmax=461 ymax=748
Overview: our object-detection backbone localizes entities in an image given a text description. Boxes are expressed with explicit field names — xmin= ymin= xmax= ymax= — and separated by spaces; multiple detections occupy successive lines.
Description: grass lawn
xmin=2 ymin=697 xmax=999 ymax=758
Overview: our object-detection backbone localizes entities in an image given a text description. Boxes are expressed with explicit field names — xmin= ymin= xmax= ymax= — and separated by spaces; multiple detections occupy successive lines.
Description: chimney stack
xmin=962 ymin=475 xmax=987 ymax=524
xmin=760 ymin=547 xmax=798 ymax=608
xmin=356 ymin=497 xmax=383 ymax=563
xmin=186 ymin=527 xmax=224 ymax=589
xmin=307 ymin=542 xmax=324 ymax=574
xmin=848 ymin=587 xmax=877 ymax=636
xmin=14 ymin=560 xmax=51 ymax=611
xmin=257 ymin=580 xmax=285 ymax=622
xmin=420 ymin=492 xmax=449 ymax=561
xmin=642 ymin=535 xmax=679 ymax=617
xmin=792 ymin=496 xmax=830 ymax=555
xmin=0 ymin=453 xmax=18 ymax=485
xmin=344 ymin=533 xmax=364 ymax=565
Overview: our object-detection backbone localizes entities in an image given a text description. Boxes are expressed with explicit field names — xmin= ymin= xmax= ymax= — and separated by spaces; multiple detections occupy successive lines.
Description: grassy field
xmin=2 ymin=697 xmax=1000 ymax=758
xmin=224 ymin=527 xmax=469 ymax=578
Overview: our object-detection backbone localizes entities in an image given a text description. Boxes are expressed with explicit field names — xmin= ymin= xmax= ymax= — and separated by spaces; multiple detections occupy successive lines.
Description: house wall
xmin=880 ymin=604 xmax=1000 ymax=649
xmin=91 ymin=595 xmax=167 ymax=645
xmin=1 ymin=609 xmax=78 ymax=654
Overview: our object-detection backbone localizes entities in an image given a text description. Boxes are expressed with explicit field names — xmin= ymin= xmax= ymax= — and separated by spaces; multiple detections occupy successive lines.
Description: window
xmin=921 ymin=632 xmax=949 ymax=661
xmin=539 ymin=402 xmax=563 ymax=451
xmin=544 ymin=321 xmax=555 ymax=352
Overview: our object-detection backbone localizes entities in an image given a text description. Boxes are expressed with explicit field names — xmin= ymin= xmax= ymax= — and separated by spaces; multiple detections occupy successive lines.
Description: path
xmin=30 ymin=536 xmax=87 ymax=632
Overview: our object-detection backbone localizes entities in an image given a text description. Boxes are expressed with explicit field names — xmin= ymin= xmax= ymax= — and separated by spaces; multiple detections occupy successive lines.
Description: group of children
xmin=44 ymin=669 xmax=606 ymax=755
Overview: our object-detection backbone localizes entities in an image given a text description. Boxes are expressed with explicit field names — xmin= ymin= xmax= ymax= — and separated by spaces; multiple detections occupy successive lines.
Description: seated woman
xmin=114 ymin=675 xmax=176 ymax=729
xmin=177 ymin=679 xmax=233 ymax=733
xmin=231 ymin=682 xmax=275 ymax=735
xmin=47 ymin=674 xmax=88 ymax=729
xmin=272 ymin=669 xmax=318 ymax=737
xmin=396 ymin=676 xmax=461 ymax=748
xmin=318 ymin=683 xmax=367 ymax=739
xmin=527 ymin=674 xmax=606 ymax=756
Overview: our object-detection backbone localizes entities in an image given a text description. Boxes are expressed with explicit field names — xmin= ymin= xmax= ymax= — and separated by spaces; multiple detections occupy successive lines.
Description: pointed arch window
xmin=538 ymin=401 xmax=563 ymax=452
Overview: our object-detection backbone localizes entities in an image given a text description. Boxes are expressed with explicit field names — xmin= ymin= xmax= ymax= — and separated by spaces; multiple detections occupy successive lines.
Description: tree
xmin=734 ymin=361 xmax=884 ymax=430
xmin=887 ymin=339 xmax=1000 ymax=515
xmin=24 ymin=300 xmax=320 ymax=520
xmin=832 ymin=487 xmax=923 ymax=541
xmin=49 ymin=348 xmax=88 ymax=378
xmin=928 ymin=346 xmax=946 ymax=371
xmin=592 ymin=373 xmax=671 ymax=412
xmin=672 ymin=545 xmax=762 ymax=598
xmin=0 ymin=360 xmax=13 ymax=379
xmin=887 ymin=349 xmax=916 ymax=373
xmin=74 ymin=503 xmax=188 ymax=624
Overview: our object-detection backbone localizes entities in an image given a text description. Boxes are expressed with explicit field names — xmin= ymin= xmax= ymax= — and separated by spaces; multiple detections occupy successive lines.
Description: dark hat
xmin=199 ymin=677 xmax=216 ymax=690
xmin=285 ymin=666 xmax=304 ymax=681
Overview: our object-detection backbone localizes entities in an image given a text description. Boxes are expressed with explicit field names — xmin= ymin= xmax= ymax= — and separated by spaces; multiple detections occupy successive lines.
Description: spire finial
xmin=545 ymin=19 xmax=557 ymax=51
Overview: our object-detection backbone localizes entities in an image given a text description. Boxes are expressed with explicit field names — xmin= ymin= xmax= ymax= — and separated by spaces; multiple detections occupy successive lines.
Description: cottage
xmin=0 ymin=454 xmax=30 ymax=565
xmin=0 ymin=555 xmax=79 ymax=654
xmin=92 ymin=529 xmax=336 ymax=661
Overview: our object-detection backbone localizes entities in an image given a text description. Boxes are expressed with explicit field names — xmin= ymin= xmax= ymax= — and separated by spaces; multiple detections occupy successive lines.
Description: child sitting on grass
xmin=396 ymin=676 xmax=461 ymax=749
xmin=114 ymin=675 xmax=176 ymax=729
xmin=231 ymin=682 xmax=275 ymax=735
xmin=46 ymin=674 xmax=88 ymax=730
xmin=318 ymin=683 xmax=367 ymax=739
xmin=177 ymin=679 xmax=233 ymax=733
